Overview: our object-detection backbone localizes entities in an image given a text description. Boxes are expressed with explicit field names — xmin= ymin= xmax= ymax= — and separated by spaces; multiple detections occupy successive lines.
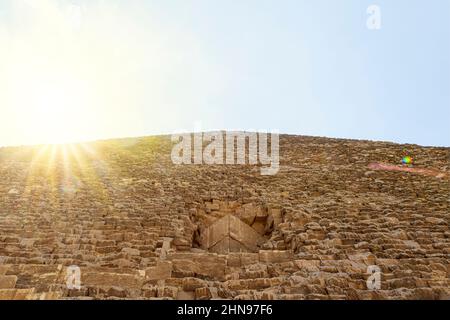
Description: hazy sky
xmin=0 ymin=0 xmax=449 ymax=146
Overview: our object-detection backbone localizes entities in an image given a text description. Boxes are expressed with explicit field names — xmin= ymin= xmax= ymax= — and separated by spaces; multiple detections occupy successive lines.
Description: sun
xmin=27 ymin=80 xmax=88 ymax=144
xmin=7 ymin=71 xmax=98 ymax=145
xmin=0 ymin=0 xmax=173 ymax=147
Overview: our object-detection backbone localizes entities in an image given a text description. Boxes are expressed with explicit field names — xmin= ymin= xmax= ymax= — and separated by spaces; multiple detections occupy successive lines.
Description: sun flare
xmin=0 ymin=1 xmax=149 ymax=146
xmin=12 ymin=76 xmax=95 ymax=145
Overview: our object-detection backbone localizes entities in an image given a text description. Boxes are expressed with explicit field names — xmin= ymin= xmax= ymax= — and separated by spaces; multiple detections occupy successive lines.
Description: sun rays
xmin=23 ymin=143 xmax=114 ymax=211
xmin=18 ymin=135 xmax=153 ymax=220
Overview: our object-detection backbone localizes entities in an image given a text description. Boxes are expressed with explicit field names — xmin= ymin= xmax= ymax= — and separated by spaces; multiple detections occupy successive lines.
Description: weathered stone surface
xmin=0 ymin=275 xmax=17 ymax=289
xmin=295 ymin=260 xmax=321 ymax=272
xmin=146 ymin=261 xmax=172 ymax=281
xmin=200 ymin=215 xmax=266 ymax=253
xmin=82 ymin=272 xmax=144 ymax=289
xmin=170 ymin=253 xmax=226 ymax=281
xmin=259 ymin=250 xmax=293 ymax=263
xmin=0 ymin=288 xmax=35 ymax=300
xmin=195 ymin=287 xmax=218 ymax=300
xmin=0 ymin=133 xmax=448 ymax=299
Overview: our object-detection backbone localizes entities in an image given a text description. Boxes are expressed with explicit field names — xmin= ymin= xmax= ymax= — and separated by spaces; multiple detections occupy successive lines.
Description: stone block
xmin=200 ymin=215 xmax=265 ymax=253
xmin=347 ymin=252 xmax=376 ymax=265
xmin=182 ymin=277 xmax=207 ymax=291
xmin=0 ymin=275 xmax=17 ymax=289
xmin=226 ymin=253 xmax=241 ymax=267
xmin=259 ymin=250 xmax=293 ymax=263
xmin=82 ymin=272 xmax=144 ymax=289
xmin=121 ymin=247 xmax=140 ymax=256
xmin=170 ymin=253 xmax=226 ymax=281
xmin=240 ymin=253 xmax=259 ymax=266
xmin=177 ymin=290 xmax=195 ymax=300
xmin=0 ymin=288 xmax=35 ymax=300
xmin=0 ymin=265 xmax=9 ymax=276
xmin=195 ymin=287 xmax=218 ymax=300
xmin=146 ymin=261 xmax=173 ymax=281
xmin=295 ymin=260 xmax=320 ymax=272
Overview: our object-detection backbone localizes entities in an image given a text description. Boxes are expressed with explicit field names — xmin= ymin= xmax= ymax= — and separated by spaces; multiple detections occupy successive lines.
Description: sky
xmin=0 ymin=0 xmax=449 ymax=147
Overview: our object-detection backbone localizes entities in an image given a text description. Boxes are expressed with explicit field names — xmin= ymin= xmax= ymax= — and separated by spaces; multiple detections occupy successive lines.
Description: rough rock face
xmin=0 ymin=133 xmax=448 ymax=300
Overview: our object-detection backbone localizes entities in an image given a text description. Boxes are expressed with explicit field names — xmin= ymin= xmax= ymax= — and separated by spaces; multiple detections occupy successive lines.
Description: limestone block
xmin=146 ymin=261 xmax=173 ymax=281
xmin=34 ymin=292 xmax=63 ymax=300
xmin=251 ymin=220 xmax=266 ymax=235
xmin=425 ymin=217 xmax=446 ymax=225
xmin=171 ymin=259 xmax=196 ymax=278
xmin=121 ymin=247 xmax=140 ymax=256
xmin=226 ymin=253 xmax=241 ymax=267
xmin=295 ymin=260 xmax=320 ymax=272
xmin=0 ymin=288 xmax=35 ymax=300
xmin=259 ymin=250 xmax=293 ymax=264
xmin=170 ymin=253 xmax=226 ymax=280
xmin=228 ymin=215 xmax=265 ymax=252
xmin=269 ymin=209 xmax=283 ymax=227
xmin=240 ymin=253 xmax=259 ymax=266
xmin=177 ymin=290 xmax=195 ymax=300
xmin=347 ymin=252 xmax=376 ymax=265
xmin=235 ymin=206 xmax=256 ymax=226
xmin=0 ymin=275 xmax=17 ymax=289
xmin=82 ymin=272 xmax=144 ymax=289
xmin=200 ymin=215 xmax=265 ymax=253
xmin=195 ymin=287 xmax=218 ymax=300
xmin=182 ymin=277 xmax=207 ymax=291
xmin=195 ymin=255 xmax=226 ymax=280
xmin=158 ymin=286 xmax=178 ymax=299
xmin=0 ymin=265 xmax=9 ymax=276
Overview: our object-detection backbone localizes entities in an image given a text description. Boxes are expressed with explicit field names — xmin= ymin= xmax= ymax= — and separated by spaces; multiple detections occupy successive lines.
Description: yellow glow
xmin=9 ymin=74 xmax=95 ymax=144
xmin=0 ymin=1 xmax=151 ymax=146
xmin=23 ymin=142 xmax=113 ymax=207
xmin=0 ymin=0 xmax=224 ymax=147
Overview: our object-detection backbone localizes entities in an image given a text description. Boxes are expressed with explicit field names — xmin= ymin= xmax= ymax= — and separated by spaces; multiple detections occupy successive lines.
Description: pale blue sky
xmin=0 ymin=0 xmax=449 ymax=146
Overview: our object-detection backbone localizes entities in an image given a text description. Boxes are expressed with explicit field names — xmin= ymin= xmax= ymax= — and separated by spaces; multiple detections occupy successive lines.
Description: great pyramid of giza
xmin=0 ymin=133 xmax=448 ymax=300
